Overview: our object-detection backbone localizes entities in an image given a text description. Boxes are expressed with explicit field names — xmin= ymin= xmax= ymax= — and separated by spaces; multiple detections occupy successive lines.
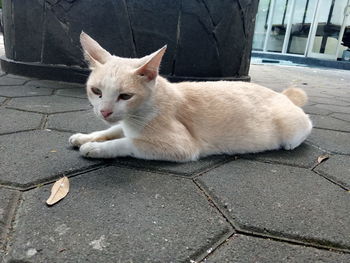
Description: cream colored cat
xmin=69 ymin=32 xmax=312 ymax=162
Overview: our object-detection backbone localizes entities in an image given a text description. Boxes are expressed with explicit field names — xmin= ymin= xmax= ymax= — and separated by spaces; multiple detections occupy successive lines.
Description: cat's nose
xmin=100 ymin=110 xmax=113 ymax=118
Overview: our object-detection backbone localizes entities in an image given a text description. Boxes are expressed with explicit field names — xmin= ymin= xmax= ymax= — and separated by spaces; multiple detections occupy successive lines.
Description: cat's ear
xmin=80 ymin=31 xmax=111 ymax=69
xmin=136 ymin=45 xmax=167 ymax=81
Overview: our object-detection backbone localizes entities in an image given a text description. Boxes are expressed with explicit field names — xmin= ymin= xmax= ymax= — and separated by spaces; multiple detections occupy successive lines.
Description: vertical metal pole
xmin=335 ymin=0 xmax=350 ymax=59
xmin=320 ymin=0 xmax=336 ymax=53
xmin=302 ymin=0 xmax=310 ymax=24
xmin=263 ymin=0 xmax=276 ymax=52
xmin=282 ymin=0 xmax=290 ymax=25
xmin=282 ymin=0 xmax=296 ymax=54
xmin=305 ymin=0 xmax=321 ymax=56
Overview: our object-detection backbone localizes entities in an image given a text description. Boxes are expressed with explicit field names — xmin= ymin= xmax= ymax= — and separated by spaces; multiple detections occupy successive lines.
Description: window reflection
xmin=287 ymin=0 xmax=317 ymax=55
xmin=266 ymin=0 xmax=292 ymax=52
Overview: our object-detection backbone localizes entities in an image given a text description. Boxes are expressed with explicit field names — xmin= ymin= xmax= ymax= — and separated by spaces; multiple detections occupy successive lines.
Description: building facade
xmin=253 ymin=0 xmax=350 ymax=61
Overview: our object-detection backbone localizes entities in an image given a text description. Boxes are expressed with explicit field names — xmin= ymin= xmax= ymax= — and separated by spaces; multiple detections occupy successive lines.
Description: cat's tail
xmin=282 ymin=87 xmax=308 ymax=107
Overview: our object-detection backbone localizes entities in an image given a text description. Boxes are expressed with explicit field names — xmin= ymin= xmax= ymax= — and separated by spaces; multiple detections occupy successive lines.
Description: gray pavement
xmin=0 ymin=64 xmax=350 ymax=262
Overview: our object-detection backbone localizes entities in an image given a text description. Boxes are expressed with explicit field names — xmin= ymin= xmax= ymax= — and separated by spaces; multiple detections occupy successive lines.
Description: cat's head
xmin=80 ymin=32 xmax=166 ymax=124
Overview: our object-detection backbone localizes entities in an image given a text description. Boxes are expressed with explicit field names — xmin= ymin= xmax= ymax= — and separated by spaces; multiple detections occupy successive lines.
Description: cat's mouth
xmin=101 ymin=115 xmax=123 ymax=124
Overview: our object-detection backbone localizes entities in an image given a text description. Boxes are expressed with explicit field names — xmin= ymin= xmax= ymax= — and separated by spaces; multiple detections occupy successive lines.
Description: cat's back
xmin=174 ymin=80 xmax=280 ymax=107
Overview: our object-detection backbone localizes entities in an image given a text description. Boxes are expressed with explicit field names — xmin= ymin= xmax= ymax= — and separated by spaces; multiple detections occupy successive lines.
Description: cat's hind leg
xmin=69 ymin=125 xmax=124 ymax=147
xmin=282 ymin=118 xmax=312 ymax=150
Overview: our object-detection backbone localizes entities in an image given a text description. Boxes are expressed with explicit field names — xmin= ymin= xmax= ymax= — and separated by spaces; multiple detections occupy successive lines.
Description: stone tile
xmin=313 ymin=104 xmax=350 ymax=114
xmin=315 ymin=155 xmax=350 ymax=190
xmin=309 ymin=115 xmax=350 ymax=132
xmin=6 ymin=96 xmax=91 ymax=114
xmin=251 ymin=81 xmax=285 ymax=93
xmin=205 ymin=235 xmax=350 ymax=263
xmin=47 ymin=110 xmax=107 ymax=133
xmin=243 ymin=143 xmax=325 ymax=168
xmin=6 ymin=167 xmax=231 ymax=262
xmin=331 ymin=113 xmax=350 ymax=122
xmin=25 ymin=80 xmax=85 ymax=89
xmin=112 ymin=155 xmax=232 ymax=177
xmin=0 ymin=130 xmax=100 ymax=188
xmin=55 ymin=88 xmax=87 ymax=99
xmin=0 ymin=109 xmax=43 ymax=134
xmin=335 ymin=97 xmax=350 ymax=104
xmin=0 ymin=189 xmax=18 ymax=225
xmin=303 ymin=105 xmax=333 ymax=116
xmin=0 ymin=85 xmax=53 ymax=97
xmin=0 ymin=188 xmax=20 ymax=249
xmin=6 ymin=74 xmax=33 ymax=81
xmin=308 ymin=96 xmax=350 ymax=107
xmin=302 ymin=90 xmax=335 ymax=99
xmin=321 ymin=90 xmax=350 ymax=99
xmin=307 ymin=128 xmax=350 ymax=154
xmin=0 ymin=76 xmax=28 ymax=86
xmin=197 ymin=159 xmax=350 ymax=249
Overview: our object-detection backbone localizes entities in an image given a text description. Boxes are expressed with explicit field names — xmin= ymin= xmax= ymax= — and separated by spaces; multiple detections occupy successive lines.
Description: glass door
xmin=307 ymin=0 xmax=350 ymax=59
xmin=286 ymin=0 xmax=318 ymax=55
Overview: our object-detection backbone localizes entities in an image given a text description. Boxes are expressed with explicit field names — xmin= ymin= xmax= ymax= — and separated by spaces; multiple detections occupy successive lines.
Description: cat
xmin=69 ymin=32 xmax=312 ymax=162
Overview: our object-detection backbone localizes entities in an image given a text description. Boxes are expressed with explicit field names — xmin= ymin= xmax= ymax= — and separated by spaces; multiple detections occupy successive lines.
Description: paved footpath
xmin=0 ymin=64 xmax=349 ymax=262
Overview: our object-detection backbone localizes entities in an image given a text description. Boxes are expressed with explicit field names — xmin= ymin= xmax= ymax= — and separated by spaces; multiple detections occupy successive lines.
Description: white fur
xmin=80 ymin=138 xmax=139 ymax=158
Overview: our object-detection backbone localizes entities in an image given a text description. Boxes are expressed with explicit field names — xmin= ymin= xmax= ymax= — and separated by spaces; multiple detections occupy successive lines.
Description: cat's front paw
xmin=80 ymin=142 xmax=104 ymax=158
xmin=69 ymin=133 xmax=90 ymax=147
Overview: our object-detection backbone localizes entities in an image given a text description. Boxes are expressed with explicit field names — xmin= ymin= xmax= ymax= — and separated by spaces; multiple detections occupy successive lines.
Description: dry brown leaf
xmin=46 ymin=176 xmax=70 ymax=206
xmin=317 ymin=154 xmax=330 ymax=164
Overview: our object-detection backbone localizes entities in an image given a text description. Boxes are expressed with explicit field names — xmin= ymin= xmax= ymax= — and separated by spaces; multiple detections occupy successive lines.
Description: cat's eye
xmin=91 ymin=87 xmax=102 ymax=98
xmin=118 ymin=93 xmax=133 ymax=100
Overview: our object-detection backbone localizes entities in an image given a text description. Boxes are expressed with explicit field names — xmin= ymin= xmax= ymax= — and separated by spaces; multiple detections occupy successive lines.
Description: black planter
xmin=1 ymin=0 xmax=258 ymax=83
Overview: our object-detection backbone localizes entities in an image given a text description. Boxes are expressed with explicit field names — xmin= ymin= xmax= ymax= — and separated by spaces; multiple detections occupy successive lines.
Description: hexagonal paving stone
xmin=6 ymin=167 xmax=232 ymax=262
xmin=0 ymin=76 xmax=28 ymax=86
xmin=6 ymin=96 xmax=91 ymax=114
xmin=0 ymin=188 xmax=20 ymax=250
xmin=303 ymin=105 xmax=333 ymax=116
xmin=0 ymin=130 xmax=100 ymax=188
xmin=26 ymin=80 xmax=85 ymax=89
xmin=55 ymin=88 xmax=87 ymax=99
xmin=197 ymin=159 xmax=350 ymax=249
xmin=302 ymin=88 xmax=335 ymax=98
xmin=335 ymin=97 xmax=350 ymax=103
xmin=0 ymin=85 xmax=53 ymax=97
xmin=309 ymin=114 xmax=350 ymax=132
xmin=308 ymin=96 xmax=350 ymax=107
xmin=307 ymin=128 xmax=350 ymax=154
xmin=6 ymin=74 xmax=32 ymax=80
xmin=47 ymin=110 xmax=107 ymax=133
xmin=112 ymin=155 xmax=232 ymax=177
xmin=243 ymin=143 xmax=325 ymax=168
xmin=0 ymin=108 xmax=43 ymax=134
xmin=331 ymin=113 xmax=350 ymax=122
xmin=205 ymin=235 xmax=350 ymax=263
xmin=313 ymin=104 xmax=350 ymax=114
xmin=321 ymin=89 xmax=350 ymax=99
xmin=315 ymin=155 xmax=350 ymax=190
xmin=309 ymin=96 xmax=350 ymax=106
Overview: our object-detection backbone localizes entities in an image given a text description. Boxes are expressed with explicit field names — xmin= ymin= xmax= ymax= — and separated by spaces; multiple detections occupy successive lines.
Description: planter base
xmin=2 ymin=0 xmax=258 ymax=83
xmin=0 ymin=57 xmax=250 ymax=83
